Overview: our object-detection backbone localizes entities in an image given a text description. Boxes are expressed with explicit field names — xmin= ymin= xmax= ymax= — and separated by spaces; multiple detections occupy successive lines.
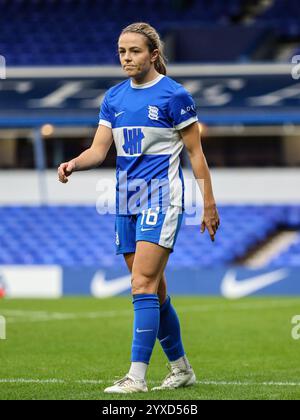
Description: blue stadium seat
xmin=2 ymin=204 xmax=298 ymax=268
xmin=4 ymin=0 xmax=296 ymax=64
xmin=0 ymin=0 xmax=248 ymax=65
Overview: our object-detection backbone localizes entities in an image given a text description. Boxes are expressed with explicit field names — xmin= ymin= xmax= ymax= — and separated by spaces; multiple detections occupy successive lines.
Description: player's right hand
xmin=58 ymin=160 xmax=76 ymax=183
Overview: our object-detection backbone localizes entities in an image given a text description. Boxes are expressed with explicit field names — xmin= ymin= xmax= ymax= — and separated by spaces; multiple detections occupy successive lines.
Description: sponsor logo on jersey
xmin=181 ymin=104 xmax=196 ymax=115
xmin=122 ymin=128 xmax=144 ymax=155
xmin=115 ymin=111 xmax=125 ymax=118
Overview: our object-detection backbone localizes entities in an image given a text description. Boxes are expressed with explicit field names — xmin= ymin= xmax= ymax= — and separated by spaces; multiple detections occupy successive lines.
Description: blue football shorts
xmin=115 ymin=205 xmax=184 ymax=255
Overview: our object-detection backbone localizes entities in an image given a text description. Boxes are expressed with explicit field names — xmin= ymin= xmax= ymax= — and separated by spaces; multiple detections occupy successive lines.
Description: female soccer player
xmin=58 ymin=22 xmax=220 ymax=393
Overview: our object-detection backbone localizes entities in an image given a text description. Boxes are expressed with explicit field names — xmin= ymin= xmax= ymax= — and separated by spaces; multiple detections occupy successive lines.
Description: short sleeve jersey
xmin=99 ymin=74 xmax=198 ymax=215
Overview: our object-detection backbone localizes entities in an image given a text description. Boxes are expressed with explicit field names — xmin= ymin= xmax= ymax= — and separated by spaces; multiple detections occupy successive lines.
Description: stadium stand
xmin=0 ymin=205 xmax=299 ymax=268
xmin=1 ymin=0 xmax=299 ymax=65
xmin=256 ymin=0 xmax=300 ymax=37
xmin=0 ymin=1 xmax=299 ymax=292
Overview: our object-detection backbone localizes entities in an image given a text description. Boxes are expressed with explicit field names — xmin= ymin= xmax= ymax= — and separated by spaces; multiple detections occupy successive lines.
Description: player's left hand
xmin=201 ymin=203 xmax=220 ymax=242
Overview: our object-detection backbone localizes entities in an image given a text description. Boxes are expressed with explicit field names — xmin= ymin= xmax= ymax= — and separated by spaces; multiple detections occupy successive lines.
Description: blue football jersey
xmin=99 ymin=74 xmax=198 ymax=215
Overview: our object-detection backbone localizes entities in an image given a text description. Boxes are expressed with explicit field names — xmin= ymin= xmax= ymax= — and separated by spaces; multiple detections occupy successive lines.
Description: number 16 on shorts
xmin=141 ymin=207 xmax=160 ymax=227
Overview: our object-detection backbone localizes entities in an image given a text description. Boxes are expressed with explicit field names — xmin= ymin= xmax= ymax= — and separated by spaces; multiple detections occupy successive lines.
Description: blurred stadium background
xmin=0 ymin=0 xmax=300 ymax=299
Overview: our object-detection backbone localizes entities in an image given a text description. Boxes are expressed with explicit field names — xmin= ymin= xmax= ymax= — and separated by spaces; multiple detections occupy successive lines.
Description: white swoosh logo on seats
xmin=91 ymin=271 xmax=131 ymax=298
xmin=221 ymin=269 xmax=289 ymax=299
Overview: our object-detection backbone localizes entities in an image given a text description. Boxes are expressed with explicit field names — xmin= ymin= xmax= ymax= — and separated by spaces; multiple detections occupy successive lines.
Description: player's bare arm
xmin=58 ymin=125 xmax=113 ymax=183
xmin=180 ymin=121 xmax=220 ymax=241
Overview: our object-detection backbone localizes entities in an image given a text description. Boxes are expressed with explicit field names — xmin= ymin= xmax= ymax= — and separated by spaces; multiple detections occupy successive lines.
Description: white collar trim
xmin=130 ymin=74 xmax=164 ymax=89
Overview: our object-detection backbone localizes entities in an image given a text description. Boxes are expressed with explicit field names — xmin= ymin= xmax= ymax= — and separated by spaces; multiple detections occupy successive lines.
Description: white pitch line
xmin=198 ymin=380 xmax=300 ymax=387
xmin=5 ymin=309 xmax=133 ymax=323
xmin=0 ymin=378 xmax=300 ymax=387
xmin=0 ymin=310 xmax=52 ymax=316
xmin=2 ymin=299 xmax=300 ymax=324
xmin=0 ymin=379 xmax=65 ymax=384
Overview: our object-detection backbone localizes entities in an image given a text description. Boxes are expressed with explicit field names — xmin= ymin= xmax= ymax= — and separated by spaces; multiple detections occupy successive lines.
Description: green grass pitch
xmin=0 ymin=296 xmax=300 ymax=400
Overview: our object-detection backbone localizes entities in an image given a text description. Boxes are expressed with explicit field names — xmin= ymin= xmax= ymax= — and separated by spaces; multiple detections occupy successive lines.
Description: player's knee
xmin=131 ymin=274 xmax=157 ymax=295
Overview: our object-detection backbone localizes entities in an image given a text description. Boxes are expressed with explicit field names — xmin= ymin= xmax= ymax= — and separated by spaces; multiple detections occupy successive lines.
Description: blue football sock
xmin=157 ymin=295 xmax=185 ymax=362
xmin=131 ymin=294 xmax=160 ymax=364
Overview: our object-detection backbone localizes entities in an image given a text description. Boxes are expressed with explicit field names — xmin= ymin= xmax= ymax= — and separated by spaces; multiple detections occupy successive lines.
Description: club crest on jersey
xmin=122 ymin=128 xmax=144 ymax=155
xmin=148 ymin=105 xmax=159 ymax=121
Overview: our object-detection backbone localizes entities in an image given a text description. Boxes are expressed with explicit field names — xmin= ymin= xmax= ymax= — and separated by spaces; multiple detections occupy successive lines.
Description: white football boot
xmin=104 ymin=374 xmax=148 ymax=394
xmin=152 ymin=364 xmax=196 ymax=390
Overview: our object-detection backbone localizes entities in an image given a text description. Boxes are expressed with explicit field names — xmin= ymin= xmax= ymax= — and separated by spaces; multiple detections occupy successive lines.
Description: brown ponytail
xmin=120 ymin=22 xmax=167 ymax=75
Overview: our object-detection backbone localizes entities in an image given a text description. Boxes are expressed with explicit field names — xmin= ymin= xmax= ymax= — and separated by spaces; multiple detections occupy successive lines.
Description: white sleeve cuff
xmin=99 ymin=119 xmax=112 ymax=128
xmin=174 ymin=116 xmax=198 ymax=130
